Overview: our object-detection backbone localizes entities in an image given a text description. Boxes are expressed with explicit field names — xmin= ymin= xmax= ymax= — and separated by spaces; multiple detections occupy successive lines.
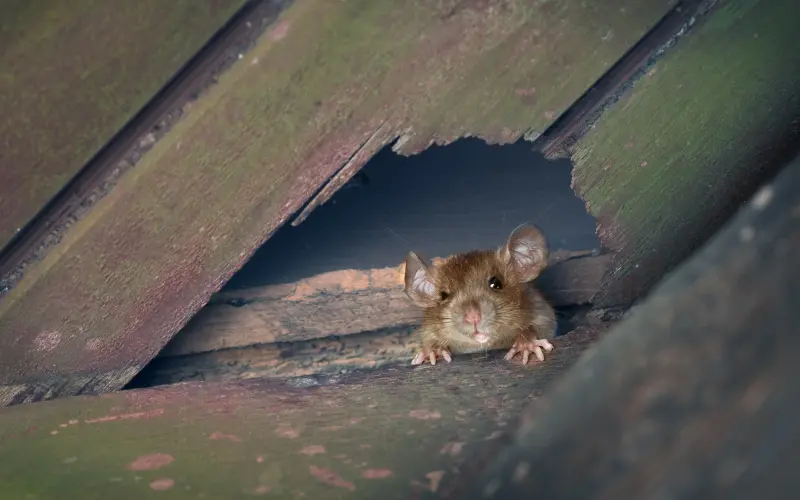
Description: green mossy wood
xmin=0 ymin=0 xmax=246 ymax=249
xmin=457 ymin=145 xmax=800 ymax=500
xmin=570 ymin=0 xmax=800 ymax=306
xmin=0 ymin=332 xmax=596 ymax=500
xmin=0 ymin=0 xmax=672 ymax=404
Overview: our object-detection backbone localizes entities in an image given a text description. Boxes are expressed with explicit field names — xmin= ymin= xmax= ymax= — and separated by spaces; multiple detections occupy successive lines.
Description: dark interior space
xmin=224 ymin=138 xmax=600 ymax=290
xmin=126 ymin=139 xmax=605 ymax=389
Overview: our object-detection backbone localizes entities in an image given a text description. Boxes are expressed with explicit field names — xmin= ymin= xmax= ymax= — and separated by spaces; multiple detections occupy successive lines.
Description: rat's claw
xmin=535 ymin=338 xmax=554 ymax=352
xmin=411 ymin=347 xmax=452 ymax=366
xmin=505 ymin=338 xmax=554 ymax=364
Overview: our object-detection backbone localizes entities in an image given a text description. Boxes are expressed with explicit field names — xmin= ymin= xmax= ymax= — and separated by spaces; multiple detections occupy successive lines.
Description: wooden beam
xmin=131 ymin=318 xmax=614 ymax=387
xmin=0 ymin=0 xmax=673 ymax=404
xmin=0 ymin=329 xmax=600 ymax=499
xmin=451 ymin=148 xmax=800 ymax=498
xmin=0 ymin=0 xmax=246 ymax=252
xmin=158 ymin=250 xmax=611 ymax=358
xmin=565 ymin=0 xmax=800 ymax=307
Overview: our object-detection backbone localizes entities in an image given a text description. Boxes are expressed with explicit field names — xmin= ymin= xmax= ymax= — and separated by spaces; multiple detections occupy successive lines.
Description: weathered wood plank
xmin=0 ymin=0 xmax=673 ymax=404
xmin=567 ymin=0 xmax=800 ymax=306
xmin=0 ymin=329 xmax=599 ymax=499
xmin=159 ymin=250 xmax=610 ymax=358
xmin=0 ymin=0 xmax=246 ymax=250
xmin=131 ymin=320 xmax=612 ymax=388
xmin=453 ymin=147 xmax=800 ymax=498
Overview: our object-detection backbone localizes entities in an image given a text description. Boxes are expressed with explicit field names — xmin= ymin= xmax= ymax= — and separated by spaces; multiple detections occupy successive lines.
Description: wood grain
xmin=159 ymin=251 xmax=612 ymax=358
xmin=0 ymin=0 xmax=671 ymax=404
xmin=0 ymin=0 xmax=245 ymax=250
xmin=0 ymin=329 xmax=599 ymax=499
xmin=569 ymin=0 xmax=800 ymax=306
xmin=453 ymin=140 xmax=800 ymax=500
xmin=131 ymin=320 xmax=613 ymax=388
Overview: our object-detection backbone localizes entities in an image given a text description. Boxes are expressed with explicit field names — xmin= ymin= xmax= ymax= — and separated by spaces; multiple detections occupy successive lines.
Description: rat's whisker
xmin=383 ymin=225 xmax=412 ymax=247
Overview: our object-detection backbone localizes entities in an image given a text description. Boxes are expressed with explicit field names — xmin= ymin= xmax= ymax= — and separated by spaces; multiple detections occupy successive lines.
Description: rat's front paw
xmin=504 ymin=338 xmax=553 ymax=365
xmin=411 ymin=346 xmax=452 ymax=366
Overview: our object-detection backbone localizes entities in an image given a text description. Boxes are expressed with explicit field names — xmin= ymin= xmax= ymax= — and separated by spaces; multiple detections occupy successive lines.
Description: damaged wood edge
xmin=534 ymin=0 xmax=719 ymax=159
xmin=569 ymin=0 xmax=800 ymax=308
xmin=0 ymin=0 xmax=674 ymax=405
xmin=157 ymin=250 xmax=612 ymax=358
xmin=0 ymin=0 xmax=289 ymax=297
xmin=290 ymin=0 xmax=704 ymax=227
xmin=451 ymin=151 xmax=800 ymax=499
xmin=0 ymin=366 xmax=142 ymax=408
xmin=291 ymin=119 xmax=397 ymax=226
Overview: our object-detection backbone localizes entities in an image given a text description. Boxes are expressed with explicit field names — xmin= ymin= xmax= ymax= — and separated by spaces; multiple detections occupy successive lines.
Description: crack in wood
xmin=291 ymin=119 xmax=396 ymax=226
xmin=535 ymin=0 xmax=719 ymax=159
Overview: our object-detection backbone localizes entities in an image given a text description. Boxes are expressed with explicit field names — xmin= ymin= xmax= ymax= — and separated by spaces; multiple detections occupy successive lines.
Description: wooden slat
xmin=0 ymin=0 xmax=246 ymax=251
xmin=0 ymin=329 xmax=600 ymax=499
xmin=0 ymin=0 xmax=674 ymax=404
xmin=131 ymin=318 xmax=614 ymax=388
xmin=453 ymin=136 xmax=800 ymax=500
xmin=159 ymin=251 xmax=611 ymax=358
xmin=566 ymin=0 xmax=800 ymax=307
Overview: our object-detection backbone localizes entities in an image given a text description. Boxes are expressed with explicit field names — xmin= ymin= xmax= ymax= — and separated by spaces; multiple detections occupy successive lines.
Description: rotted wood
xmin=451 ymin=149 xmax=800 ymax=499
xmin=0 ymin=0 xmax=246 ymax=254
xmin=0 ymin=329 xmax=600 ymax=500
xmin=158 ymin=250 xmax=610 ymax=358
xmin=0 ymin=0 xmax=673 ymax=405
xmin=566 ymin=0 xmax=800 ymax=307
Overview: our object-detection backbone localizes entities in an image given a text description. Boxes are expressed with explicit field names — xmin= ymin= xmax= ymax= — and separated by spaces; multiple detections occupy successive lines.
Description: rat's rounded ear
xmin=499 ymin=224 xmax=549 ymax=283
xmin=404 ymin=251 xmax=437 ymax=306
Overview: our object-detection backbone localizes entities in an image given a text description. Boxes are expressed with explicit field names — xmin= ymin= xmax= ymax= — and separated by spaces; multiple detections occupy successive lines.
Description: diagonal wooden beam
xmin=0 ymin=0 xmax=674 ymax=405
xmin=0 ymin=0 xmax=247 ymax=255
xmin=566 ymin=0 xmax=800 ymax=307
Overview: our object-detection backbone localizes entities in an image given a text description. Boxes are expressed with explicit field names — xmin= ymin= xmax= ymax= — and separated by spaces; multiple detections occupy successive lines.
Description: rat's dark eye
xmin=488 ymin=276 xmax=503 ymax=290
xmin=440 ymin=291 xmax=450 ymax=301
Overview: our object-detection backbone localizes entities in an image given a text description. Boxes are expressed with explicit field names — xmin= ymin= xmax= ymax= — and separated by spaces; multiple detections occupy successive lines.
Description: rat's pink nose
xmin=464 ymin=307 xmax=481 ymax=326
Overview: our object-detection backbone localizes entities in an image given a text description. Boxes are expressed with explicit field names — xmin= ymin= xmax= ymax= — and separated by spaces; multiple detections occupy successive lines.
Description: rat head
xmin=403 ymin=225 xmax=549 ymax=346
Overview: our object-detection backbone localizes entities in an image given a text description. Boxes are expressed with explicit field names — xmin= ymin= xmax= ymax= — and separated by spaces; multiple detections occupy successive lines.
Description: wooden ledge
xmin=0 ymin=328 xmax=599 ymax=499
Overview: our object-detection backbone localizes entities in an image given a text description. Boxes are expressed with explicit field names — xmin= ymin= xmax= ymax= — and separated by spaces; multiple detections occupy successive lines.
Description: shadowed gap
xmin=224 ymin=138 xmax=600 ymax=289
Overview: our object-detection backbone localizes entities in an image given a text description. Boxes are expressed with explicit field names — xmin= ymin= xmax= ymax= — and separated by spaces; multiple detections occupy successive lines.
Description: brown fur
xmin=404 ymin=225 xmax=556 ymax=358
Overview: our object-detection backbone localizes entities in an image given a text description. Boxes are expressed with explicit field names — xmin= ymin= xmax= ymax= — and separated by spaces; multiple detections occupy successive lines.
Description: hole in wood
xmin=128 ymin=138 xmax=611 ymax=389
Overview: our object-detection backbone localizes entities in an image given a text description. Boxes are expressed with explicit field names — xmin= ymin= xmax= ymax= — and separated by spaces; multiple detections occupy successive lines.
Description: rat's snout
xmin=463 ymin=303 xmax=482 ymax=326
xmin=461 ymin=300 xmax=491 ymax=345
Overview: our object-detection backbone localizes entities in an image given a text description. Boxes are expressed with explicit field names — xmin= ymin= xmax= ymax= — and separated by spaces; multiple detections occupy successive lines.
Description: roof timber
xmin=0 ymin=0 xmax=673 ymax=404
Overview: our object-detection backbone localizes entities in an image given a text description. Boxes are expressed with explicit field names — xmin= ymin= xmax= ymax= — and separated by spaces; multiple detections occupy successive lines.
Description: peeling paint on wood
xmin=0 ymin=329 xmax=598 ymax=499
xmin=0 ymin=0 xmax=672 ymax=404
xmin=569 ymin=0 xmax=800 ymax=306
xmin=0 ymin=0 xmax=246 ymax=250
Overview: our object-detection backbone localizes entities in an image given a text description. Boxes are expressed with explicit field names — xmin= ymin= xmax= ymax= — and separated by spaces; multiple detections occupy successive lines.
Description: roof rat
xmin=403 ymin=224 xmax=556 ymax=366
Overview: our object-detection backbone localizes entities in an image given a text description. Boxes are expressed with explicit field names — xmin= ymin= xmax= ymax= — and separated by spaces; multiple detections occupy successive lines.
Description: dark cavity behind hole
xmin=224 ymin=138 xmax=600 ymax=290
